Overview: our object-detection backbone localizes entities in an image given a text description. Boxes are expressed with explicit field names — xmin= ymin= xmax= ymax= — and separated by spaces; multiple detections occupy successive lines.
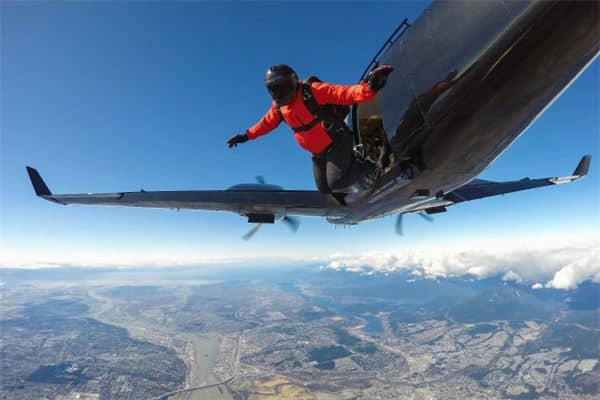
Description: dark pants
xmin=312 ymin=124 xmax=365 ymax=194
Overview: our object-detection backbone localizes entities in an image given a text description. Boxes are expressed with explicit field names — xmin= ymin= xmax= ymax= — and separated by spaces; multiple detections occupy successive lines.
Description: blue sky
xmin=1 ymin=1 xmax=598 ymax=268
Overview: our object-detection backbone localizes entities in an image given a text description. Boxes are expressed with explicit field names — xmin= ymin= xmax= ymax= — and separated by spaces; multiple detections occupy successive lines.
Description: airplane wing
xmin=443 ymin=154 xmax=592 ymax=205
xmin=25 ymin=167 xmax=342 ymax=219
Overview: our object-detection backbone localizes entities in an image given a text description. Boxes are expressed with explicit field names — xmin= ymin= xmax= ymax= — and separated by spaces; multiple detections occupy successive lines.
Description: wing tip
xmin=573 ymin=155 xmax=592 ymax=177
xmin=26 ymin=166 xmax=52 ymax=196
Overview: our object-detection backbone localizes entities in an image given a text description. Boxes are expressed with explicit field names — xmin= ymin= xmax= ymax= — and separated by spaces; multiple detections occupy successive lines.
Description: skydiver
xmin=227 ymin=64 xmax=394 ymax=202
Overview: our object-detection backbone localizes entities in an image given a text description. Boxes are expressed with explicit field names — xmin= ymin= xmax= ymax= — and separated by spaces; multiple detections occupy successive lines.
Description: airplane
xmin=27 ymin=0 xmax=598 ymax=238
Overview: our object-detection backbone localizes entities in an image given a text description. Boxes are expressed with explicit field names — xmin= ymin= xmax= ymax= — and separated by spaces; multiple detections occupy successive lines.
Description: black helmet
xmin=265 ymin=64 xmax=298 ymax=106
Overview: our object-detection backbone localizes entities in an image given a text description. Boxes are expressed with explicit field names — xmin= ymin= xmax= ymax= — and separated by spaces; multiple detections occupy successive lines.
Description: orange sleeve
xmin=311 ymin=81 xmax=376 ymax=105
xmin=246 ymin=103 xmax=283 ymax=139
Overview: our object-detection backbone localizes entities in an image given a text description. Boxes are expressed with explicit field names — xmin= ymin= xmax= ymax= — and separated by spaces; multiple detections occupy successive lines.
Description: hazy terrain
xmin=0 ymin=265 xmax=598 ymax=399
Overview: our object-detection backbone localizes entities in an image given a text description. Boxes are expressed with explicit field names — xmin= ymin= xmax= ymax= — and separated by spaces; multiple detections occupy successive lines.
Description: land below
xmin=0 ymin=266 xmax=598 ymax=399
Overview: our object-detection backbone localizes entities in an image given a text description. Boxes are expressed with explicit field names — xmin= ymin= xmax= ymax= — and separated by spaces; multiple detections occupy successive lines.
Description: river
xmin=179 ymin=335 xmax=233 ymax=400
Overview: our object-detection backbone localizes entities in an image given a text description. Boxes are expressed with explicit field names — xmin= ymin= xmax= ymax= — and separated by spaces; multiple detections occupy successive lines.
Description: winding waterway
xmin=184 ymin=335 xmax=233 ymax=400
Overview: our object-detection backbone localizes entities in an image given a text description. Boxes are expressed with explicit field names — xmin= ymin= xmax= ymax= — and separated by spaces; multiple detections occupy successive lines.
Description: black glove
xmin=365 ymin=65 xmax=394 ymax=92
xmin=227 ymin=133 xmax=249 ymax=148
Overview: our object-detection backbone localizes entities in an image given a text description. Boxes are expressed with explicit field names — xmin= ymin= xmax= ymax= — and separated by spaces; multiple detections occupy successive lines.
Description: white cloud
xmin=502 ymin=270 xmax=523 ymax=284
xmin=324 ymin=235 xmax=599 ymax=290
xmin=531 ymin=283 xmax=544 ymax=289
xmin=2 ymin=231 xmax=598 ymax=291
xmin=544 ymin=250 xmax=600 ymax=289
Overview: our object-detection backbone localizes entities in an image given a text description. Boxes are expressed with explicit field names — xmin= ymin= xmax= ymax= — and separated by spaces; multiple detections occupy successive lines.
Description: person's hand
xmin=227 ymin=133 xmax=249 ymax=148
xmin=365 ymin=65 xmax=394 ymax=92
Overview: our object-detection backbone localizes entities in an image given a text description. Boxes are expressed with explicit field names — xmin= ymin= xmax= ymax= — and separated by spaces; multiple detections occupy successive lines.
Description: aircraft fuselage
xmin=334 ymin=0 xmax=599 ymax=225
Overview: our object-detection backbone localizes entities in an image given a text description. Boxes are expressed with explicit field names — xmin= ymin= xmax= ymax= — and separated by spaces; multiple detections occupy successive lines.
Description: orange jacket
xmin=246 ymin=81 xmax=376 ymax=154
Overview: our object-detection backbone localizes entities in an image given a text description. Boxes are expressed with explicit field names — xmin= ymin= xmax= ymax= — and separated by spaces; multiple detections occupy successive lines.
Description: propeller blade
xmin=282 ymin=216 xmax=300 ymax=233
xmin=255 ymin=176 xmax=266 ymax=185
xmin=395 ymin=214 xmax=403 ymax=235
xmin=242 ymin=224 xmax=262 ymax=240
xmin=418 ymin=212 xmax=434 ymax=223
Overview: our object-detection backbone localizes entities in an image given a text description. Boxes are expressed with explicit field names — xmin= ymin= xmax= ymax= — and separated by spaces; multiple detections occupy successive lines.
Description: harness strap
xmin=301 ymin=82 xmax=321 ymax=118
xmin=276 ymin=82 xmax=325 ymax=133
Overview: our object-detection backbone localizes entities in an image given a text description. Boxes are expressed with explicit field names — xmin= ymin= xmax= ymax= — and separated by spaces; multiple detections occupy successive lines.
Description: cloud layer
xmin=325 ymin=237 xmax=599 ymax=290
xmin=3 ymin=231 xmax=598 ymax=291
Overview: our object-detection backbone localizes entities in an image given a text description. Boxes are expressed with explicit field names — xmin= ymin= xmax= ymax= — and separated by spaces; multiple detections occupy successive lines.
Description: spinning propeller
xmin=242 ymin=176 xmax=300 ymax=240
xmin=394 ymin=211 xmax=434 ymax=236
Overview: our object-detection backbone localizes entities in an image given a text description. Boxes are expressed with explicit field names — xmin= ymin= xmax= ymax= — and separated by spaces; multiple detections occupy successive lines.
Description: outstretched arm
xmin=310 ymin=65 xmax=394 ymax=105
xmin=311 ymin=81 xmax=376 ymax=106
xmin=246 ymin=103 xmax=283 ymax=139
xmin=228 ymin=103 xmax=283 ymax=148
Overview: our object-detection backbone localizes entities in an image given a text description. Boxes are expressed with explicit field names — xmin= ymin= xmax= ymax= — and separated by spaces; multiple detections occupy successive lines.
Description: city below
xmin=0 ymin=265 xmax=598 ymax=399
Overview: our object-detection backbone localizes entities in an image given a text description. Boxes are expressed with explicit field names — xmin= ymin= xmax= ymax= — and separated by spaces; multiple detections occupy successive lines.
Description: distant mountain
xmin=438 ymin=286 xmax=557 ymax=323
xmin=305 ymin=268 xmax=486 ymax=304
xmin=566 ymin=281 xmax=600 ymax=310
xmin=313 ymin=267 xmax=600 ymax=309
xmin=524 ymin=323 xmax=600 ymax=359
xmin=561 ymin=309 xmax=600 ymax=329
